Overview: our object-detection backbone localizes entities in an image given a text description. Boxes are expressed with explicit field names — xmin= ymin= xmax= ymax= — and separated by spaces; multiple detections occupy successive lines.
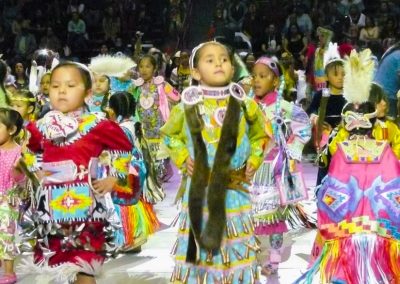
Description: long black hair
xmin=108 ymin=91 xmax=136 ymax=119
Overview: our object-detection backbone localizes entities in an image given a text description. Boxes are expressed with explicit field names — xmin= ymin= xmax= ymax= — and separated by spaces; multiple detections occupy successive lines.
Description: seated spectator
xmin=12 ymin=61 xmax=29 ymax=90
xmin=170 ymin=50 xmax=190 ymax=92
xmin=102 ymin=6 xmax=121 ymax=42
xmin=208 ymin=7 xmax=227 ymax=40
xmin=260 ymin=23 xmax=282 ymax=57
xmin=337 ymin=0 xmax=364 ymax=16
xmin=13 ymin=20 xmax=37 ymax=61
xmin=39 ymin=27 xmax=61 ymax=53
xmin=376 ymin=1 xmax=392 ymax=28
xmin=346 ymin=4 xmax=366 ymax=28
xmin=11 ymin=14 xmax=23 ymax=36
xmin=381 ymin=17 xmax=398 ymax=51
xmin=227 ymin=0 xmax=247 ymax=32
xmin=359 ymin=15 xmax=380 ymax=46
xmin=242 ymin=2 xmax=262 ymax=53
xmin=283 ymin=23 xmax=308 ymax=69
xmin=284 ymin=4 xmax=313 ymax=36
xmin=67 ymin=11 xmax=88 ymax=52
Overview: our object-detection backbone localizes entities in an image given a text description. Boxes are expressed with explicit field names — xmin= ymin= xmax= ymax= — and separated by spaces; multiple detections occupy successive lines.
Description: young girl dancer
xmin=21 ymin=62 xmax=136 ymax=284
xmin=133 ymin=54 xmax=179 ymax=189
xmin=251 ymin=56 xmax=311 ymax=275
xmin=106 ymin=91 xmax=159 ymax=251
xmin=162 ymin=41 xmax=269 ymax=283
xmin=86 ymin=73 xmax=110 ymax=113
xmin=298 ymin=49 xmax=400 ymax=284
xmin=0 ymin=108 xmax=24 ymax=284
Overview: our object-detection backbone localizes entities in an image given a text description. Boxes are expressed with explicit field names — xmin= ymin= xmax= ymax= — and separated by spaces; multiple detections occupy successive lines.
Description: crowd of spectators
xmin=209 ymin=0 xmax=400 ymax=62
xmin=0 ymin=0 xmax=399 ymax=88
xmin=0 ymin=0 xmax=190 ymax=65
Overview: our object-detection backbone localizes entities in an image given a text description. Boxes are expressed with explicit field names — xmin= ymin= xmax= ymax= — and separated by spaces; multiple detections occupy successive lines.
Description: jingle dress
xmin=132 ymin=76 xmax=180 ymax=202
xmin=22 ymin=110 xmax=136 ymax=282
xmin=162 ymin=83 xmax=268 ymax=283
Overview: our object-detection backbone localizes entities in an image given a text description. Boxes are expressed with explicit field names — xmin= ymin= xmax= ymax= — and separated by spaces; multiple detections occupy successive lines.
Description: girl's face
xmin=191 ymin=44 xmax=234 ymax=87
xmin=49 ymin=66 xmax=90 ymax=113
xmin=40 ymin=74 xmax=51 ymax=95
xmin=376 ymin=99 xmax=388 ymax=118
xmin=326 ymin=65 xmax=344 ymax=90
xmin=0 ymin=122 xmax=12 ymax=146
xmin=138 ymin=58 xmax=156 ymax=82
xmin=10 ymin=98 xmax=32 ymax=120
xmin=15 ymin=63 xmax=24 ymax=75
xmin=252 ymin=63 xmax=278 ymax=97
xmin=93 ymin=74 xmax=109 ymax=95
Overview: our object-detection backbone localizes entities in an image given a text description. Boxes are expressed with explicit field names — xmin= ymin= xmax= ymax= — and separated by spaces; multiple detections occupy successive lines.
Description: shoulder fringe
xmin=17 ymin=256 xmax=103 ymax=284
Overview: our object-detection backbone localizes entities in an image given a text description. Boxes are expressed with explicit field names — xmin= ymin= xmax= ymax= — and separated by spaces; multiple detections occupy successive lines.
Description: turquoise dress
xmin=161 ymin=84 xmax=268 ymax=283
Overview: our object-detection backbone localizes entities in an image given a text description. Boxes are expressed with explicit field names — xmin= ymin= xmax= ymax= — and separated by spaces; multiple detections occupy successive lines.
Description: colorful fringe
xmin=114 ymin=198 xmax=160 ymax=250
xmin=171 ymin=190 xmax=261 ymax=284
xmin=295 ymin=234 xmax=400 ymax=284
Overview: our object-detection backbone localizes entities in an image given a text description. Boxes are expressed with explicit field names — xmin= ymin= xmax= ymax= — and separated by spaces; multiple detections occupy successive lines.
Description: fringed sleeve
xmin=160 ymin=104 xmax=189 ymax=169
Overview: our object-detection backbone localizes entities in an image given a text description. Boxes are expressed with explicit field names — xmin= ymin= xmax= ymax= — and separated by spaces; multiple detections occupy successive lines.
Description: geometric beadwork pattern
xmin=318 ymin=176 xmax=362 ymax=223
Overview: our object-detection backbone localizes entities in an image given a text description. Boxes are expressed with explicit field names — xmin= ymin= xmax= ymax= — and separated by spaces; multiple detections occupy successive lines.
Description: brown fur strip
xmin=184 ymin=104 xmax=210 ymax=262
xmin=200 ymin=96 xmax=241 ymax=250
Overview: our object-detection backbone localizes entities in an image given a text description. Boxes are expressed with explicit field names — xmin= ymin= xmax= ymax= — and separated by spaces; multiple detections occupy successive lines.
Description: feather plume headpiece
xmin=89 ymin=55 xmax=136 ymax=77
xmin=323 ymin=42 xmax=342 ymax=69
xmin=343 ymin=48 xmax=375 ymax=105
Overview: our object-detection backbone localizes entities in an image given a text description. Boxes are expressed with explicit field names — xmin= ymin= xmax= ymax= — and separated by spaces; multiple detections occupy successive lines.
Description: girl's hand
xmin=92 ymin=177 xmax=118 ymax=195
xmin=186 ymin=157 xmax=194 ymax=177
xmin=245 ymin=162 xmax=256 ymax=182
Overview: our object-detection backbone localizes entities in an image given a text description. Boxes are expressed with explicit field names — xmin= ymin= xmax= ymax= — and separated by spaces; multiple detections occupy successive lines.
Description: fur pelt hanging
xmin=184 ymin=95 xmax=241 ymax=262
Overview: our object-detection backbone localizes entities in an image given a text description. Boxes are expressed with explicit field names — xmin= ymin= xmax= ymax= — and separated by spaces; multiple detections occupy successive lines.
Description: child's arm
xmin=245 ymin=98 xmax=270 ymax=170
xmin=163 ymin=82 xmax=180 ymax=103
xmin=160 ymin=104 xmax=189 ymax=169
xmin=94 ymin=120 xmax=135 ymax=204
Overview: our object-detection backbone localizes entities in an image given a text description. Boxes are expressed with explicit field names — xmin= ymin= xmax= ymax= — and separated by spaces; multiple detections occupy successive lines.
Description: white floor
xmin=16 ymin=162 xmax=319 ymax=284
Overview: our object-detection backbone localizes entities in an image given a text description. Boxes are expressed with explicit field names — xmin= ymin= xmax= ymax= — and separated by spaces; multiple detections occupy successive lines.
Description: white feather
xmin=89 ymin=55 xmax=136 ymax=77
xmin=323 ymin=42 xmax=342 ymax=69
xmin=343 ymin=49 xmax=375 ymax=104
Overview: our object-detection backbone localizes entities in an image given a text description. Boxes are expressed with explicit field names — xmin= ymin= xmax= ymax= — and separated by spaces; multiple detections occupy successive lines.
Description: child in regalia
xmin=0 ymin=109 xmax=25 ymax=284
xmin=21 ymin=62 xmax=136 ymax=284
xmin=106 ymin=91 xmax=159 ymax=252
xmin=86 ymin=73 xmax=110 ymax=113
xmin=133 ymin=54 xmax=180 ymax=186
xmin=297 ymin=49 xmax=400 ymax=283
xmin=250 ymin=56 xmax=311 ymax=275
xmin=161 ymin=41 xmax=269 ymax=284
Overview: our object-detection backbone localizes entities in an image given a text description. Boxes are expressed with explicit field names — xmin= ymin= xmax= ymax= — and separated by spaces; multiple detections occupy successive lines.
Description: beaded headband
xmin=255 ymin=56 xmax=281 ymax=77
